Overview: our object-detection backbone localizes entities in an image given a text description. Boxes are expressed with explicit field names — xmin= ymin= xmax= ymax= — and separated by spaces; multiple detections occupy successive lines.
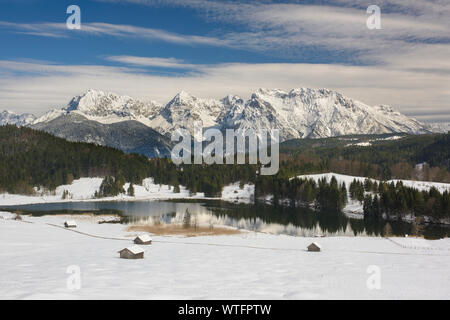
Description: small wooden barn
xmin=307 ymin=242 xmax=321 ymax=252
xmin=64 ymin=220 xmax=77 ymax=228
xmin=119 ymin=245 xmax=145 ymax=259
xmin=134 ymin=234 xmax=152 ymax=245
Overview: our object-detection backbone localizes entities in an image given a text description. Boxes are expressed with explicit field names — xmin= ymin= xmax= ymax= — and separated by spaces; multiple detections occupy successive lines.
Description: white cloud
xmin=0 ymin=21 xmax=228 ymax=47
xmin=92 ymin=1 xmax=450 ymax=69
xmin=105 ymin=56 xmax=196 ymax=68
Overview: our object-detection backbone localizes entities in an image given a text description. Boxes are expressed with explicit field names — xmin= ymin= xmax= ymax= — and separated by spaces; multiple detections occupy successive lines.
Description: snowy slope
xmin=0 ymin=178 xmax=254 ymax=206
xmin=1 ymin=214 xmax=449 ymax=299
xmin=33 ymin=89 xmax=162 ymax=125
xmin=231 ymin=88 xmax=430 ymax=139
xmin=295 ymin=172 xmax=450 ymax=194
xmin=388 ymin=179 xmax=450 ymax=193
xmin=146 ymin=90 xmax=228 ymax=137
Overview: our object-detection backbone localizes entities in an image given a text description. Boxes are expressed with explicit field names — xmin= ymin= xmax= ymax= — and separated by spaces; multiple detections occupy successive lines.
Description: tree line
xmin=363 ymin=181 xmax=450 ymax=221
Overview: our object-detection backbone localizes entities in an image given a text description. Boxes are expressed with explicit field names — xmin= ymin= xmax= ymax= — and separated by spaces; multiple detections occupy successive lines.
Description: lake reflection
xmin=3 ymin=200 xmax=448 ymax=239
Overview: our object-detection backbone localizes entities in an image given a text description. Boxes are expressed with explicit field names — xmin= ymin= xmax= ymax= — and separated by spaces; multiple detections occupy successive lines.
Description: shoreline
xmin=1 ymin=173 xmax=450 ymax=228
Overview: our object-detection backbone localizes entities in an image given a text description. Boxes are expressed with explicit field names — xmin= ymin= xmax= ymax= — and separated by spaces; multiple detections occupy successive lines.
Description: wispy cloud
xmin=0 ymin=21 xmax=68 ymax=38
xmin=0 ymin=21 xmax=228 ymax=47
xmin=105 ymin=56 xmax=196 ymax=69
xmin=99 ymin=0 xmax=450 ymax=64
xmin=3 ymin=1 xmax=449 ymax=65
xmin=0 ymin=58 xmax=448 ymax=122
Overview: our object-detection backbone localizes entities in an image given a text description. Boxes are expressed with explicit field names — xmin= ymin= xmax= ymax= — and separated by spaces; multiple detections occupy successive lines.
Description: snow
xmin=135 ymin=234 xmax=152 ymax=243
xmin=121 ymin=245 xmax=145 ymax=255
xmin=294 ymin=172 xmax=374 ymax=187
xmin=427 ymin=122 xmax=450 ymax=133
xmin=0 ymin=214 xmax=449 ymax=299
xmin=0 ymin=211 xmax=15 ymax=220
xmin=57 ymin=178 xmax=104 ymax=200
xmin=294 ymin=172 xmax=450 ymax=193
xmin=310 ymin=242 xmax=322 ymax=249
xmin=64 ymin=220 xmax=77 ymax=228
xmin=345 ymin=142 xmax=372 ymax=147
xmin=388 ymin=179 xmax=450 ymax=193
xmin=0 ymin=178 xmax=254 ymax=206
xmin=344 ymin=136 xmax=405 ymax=147
xmin=379 ymin=135 xmax=403 ymax=141
xmin=0 ymin=178 xmax=104 ymax=205
xmin=221 ymin=183 xmax=255 ymax=203
xmin=32 ymin=108 xmax=64 ymax=124
xmin=0 ymin=110 xmax=36 ymax=127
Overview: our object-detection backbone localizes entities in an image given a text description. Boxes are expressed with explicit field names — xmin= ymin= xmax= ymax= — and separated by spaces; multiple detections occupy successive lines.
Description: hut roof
xmin=64 ymin=220 xmax=77 ymax=227
xmin=120 ymin=245 xmax=145 ymax=255
xmin=135 ymin=234 xmax=152 ymax=242
xmin=308 ymin=242 xmax=321 ymax=249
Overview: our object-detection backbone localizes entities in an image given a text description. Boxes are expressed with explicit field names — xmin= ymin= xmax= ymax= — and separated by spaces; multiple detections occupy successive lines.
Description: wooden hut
xmin=307 ymin=242 xmax=321 ymax=252
xmin=119 ymin=245 xmax=145 ymax=259
xmin=134 ymin=234 xmax=152 ymax=245
xmin=64 ymin=220 xmax=77 ymax=228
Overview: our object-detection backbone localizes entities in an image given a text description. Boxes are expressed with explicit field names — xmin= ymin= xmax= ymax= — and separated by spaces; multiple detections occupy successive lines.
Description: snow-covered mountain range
xmin=0 ymin=110 xmax=36 ymax=127
xmin=1 ymin=88 xmax=434 ymax=143
xmin=428 ymin=122 xmax=450 ymax=133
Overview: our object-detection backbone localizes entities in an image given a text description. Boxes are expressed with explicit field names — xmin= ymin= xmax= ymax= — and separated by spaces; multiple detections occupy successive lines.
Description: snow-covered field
xmin=0 ymin=178 xmax=254 ymax=206
xmin=0 ymin=212 xmax=449 ymax=299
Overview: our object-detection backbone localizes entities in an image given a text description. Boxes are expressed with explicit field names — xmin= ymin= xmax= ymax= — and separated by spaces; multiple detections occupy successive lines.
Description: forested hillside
xmin=279 ymin=133 xmax=450 ymax=182
xmin=0 ymin=125 xmax=152 ymax=193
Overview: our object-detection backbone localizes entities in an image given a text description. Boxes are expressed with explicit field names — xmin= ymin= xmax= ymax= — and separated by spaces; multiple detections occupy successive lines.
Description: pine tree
xmin=383 ymin=222 xmax=393 ymax=236
xmin=363 ymin=194 xmax=373 ymax=217
xmin=183 ymin=209 xmax=191 ymax=229
xmin=127 ymin=183 xmax=135 ymax=196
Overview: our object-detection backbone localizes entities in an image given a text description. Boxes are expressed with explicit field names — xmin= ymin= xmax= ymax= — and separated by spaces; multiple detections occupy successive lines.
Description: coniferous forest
xmin=0 ymin=125 xmax=152 ymax=193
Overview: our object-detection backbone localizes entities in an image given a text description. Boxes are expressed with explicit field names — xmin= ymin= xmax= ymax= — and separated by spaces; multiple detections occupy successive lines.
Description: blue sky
xmin=0 ymin=0 xmax=449 ymax=122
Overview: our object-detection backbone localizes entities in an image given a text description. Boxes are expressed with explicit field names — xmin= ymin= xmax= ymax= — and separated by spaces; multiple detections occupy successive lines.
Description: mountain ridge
xmin=30 ymin=113 xmax=172 ymax=158
xmin=0 ymin=110 xmax=36 ymax=127
xmin=0 ymin=88 xmax=434 ymax=156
